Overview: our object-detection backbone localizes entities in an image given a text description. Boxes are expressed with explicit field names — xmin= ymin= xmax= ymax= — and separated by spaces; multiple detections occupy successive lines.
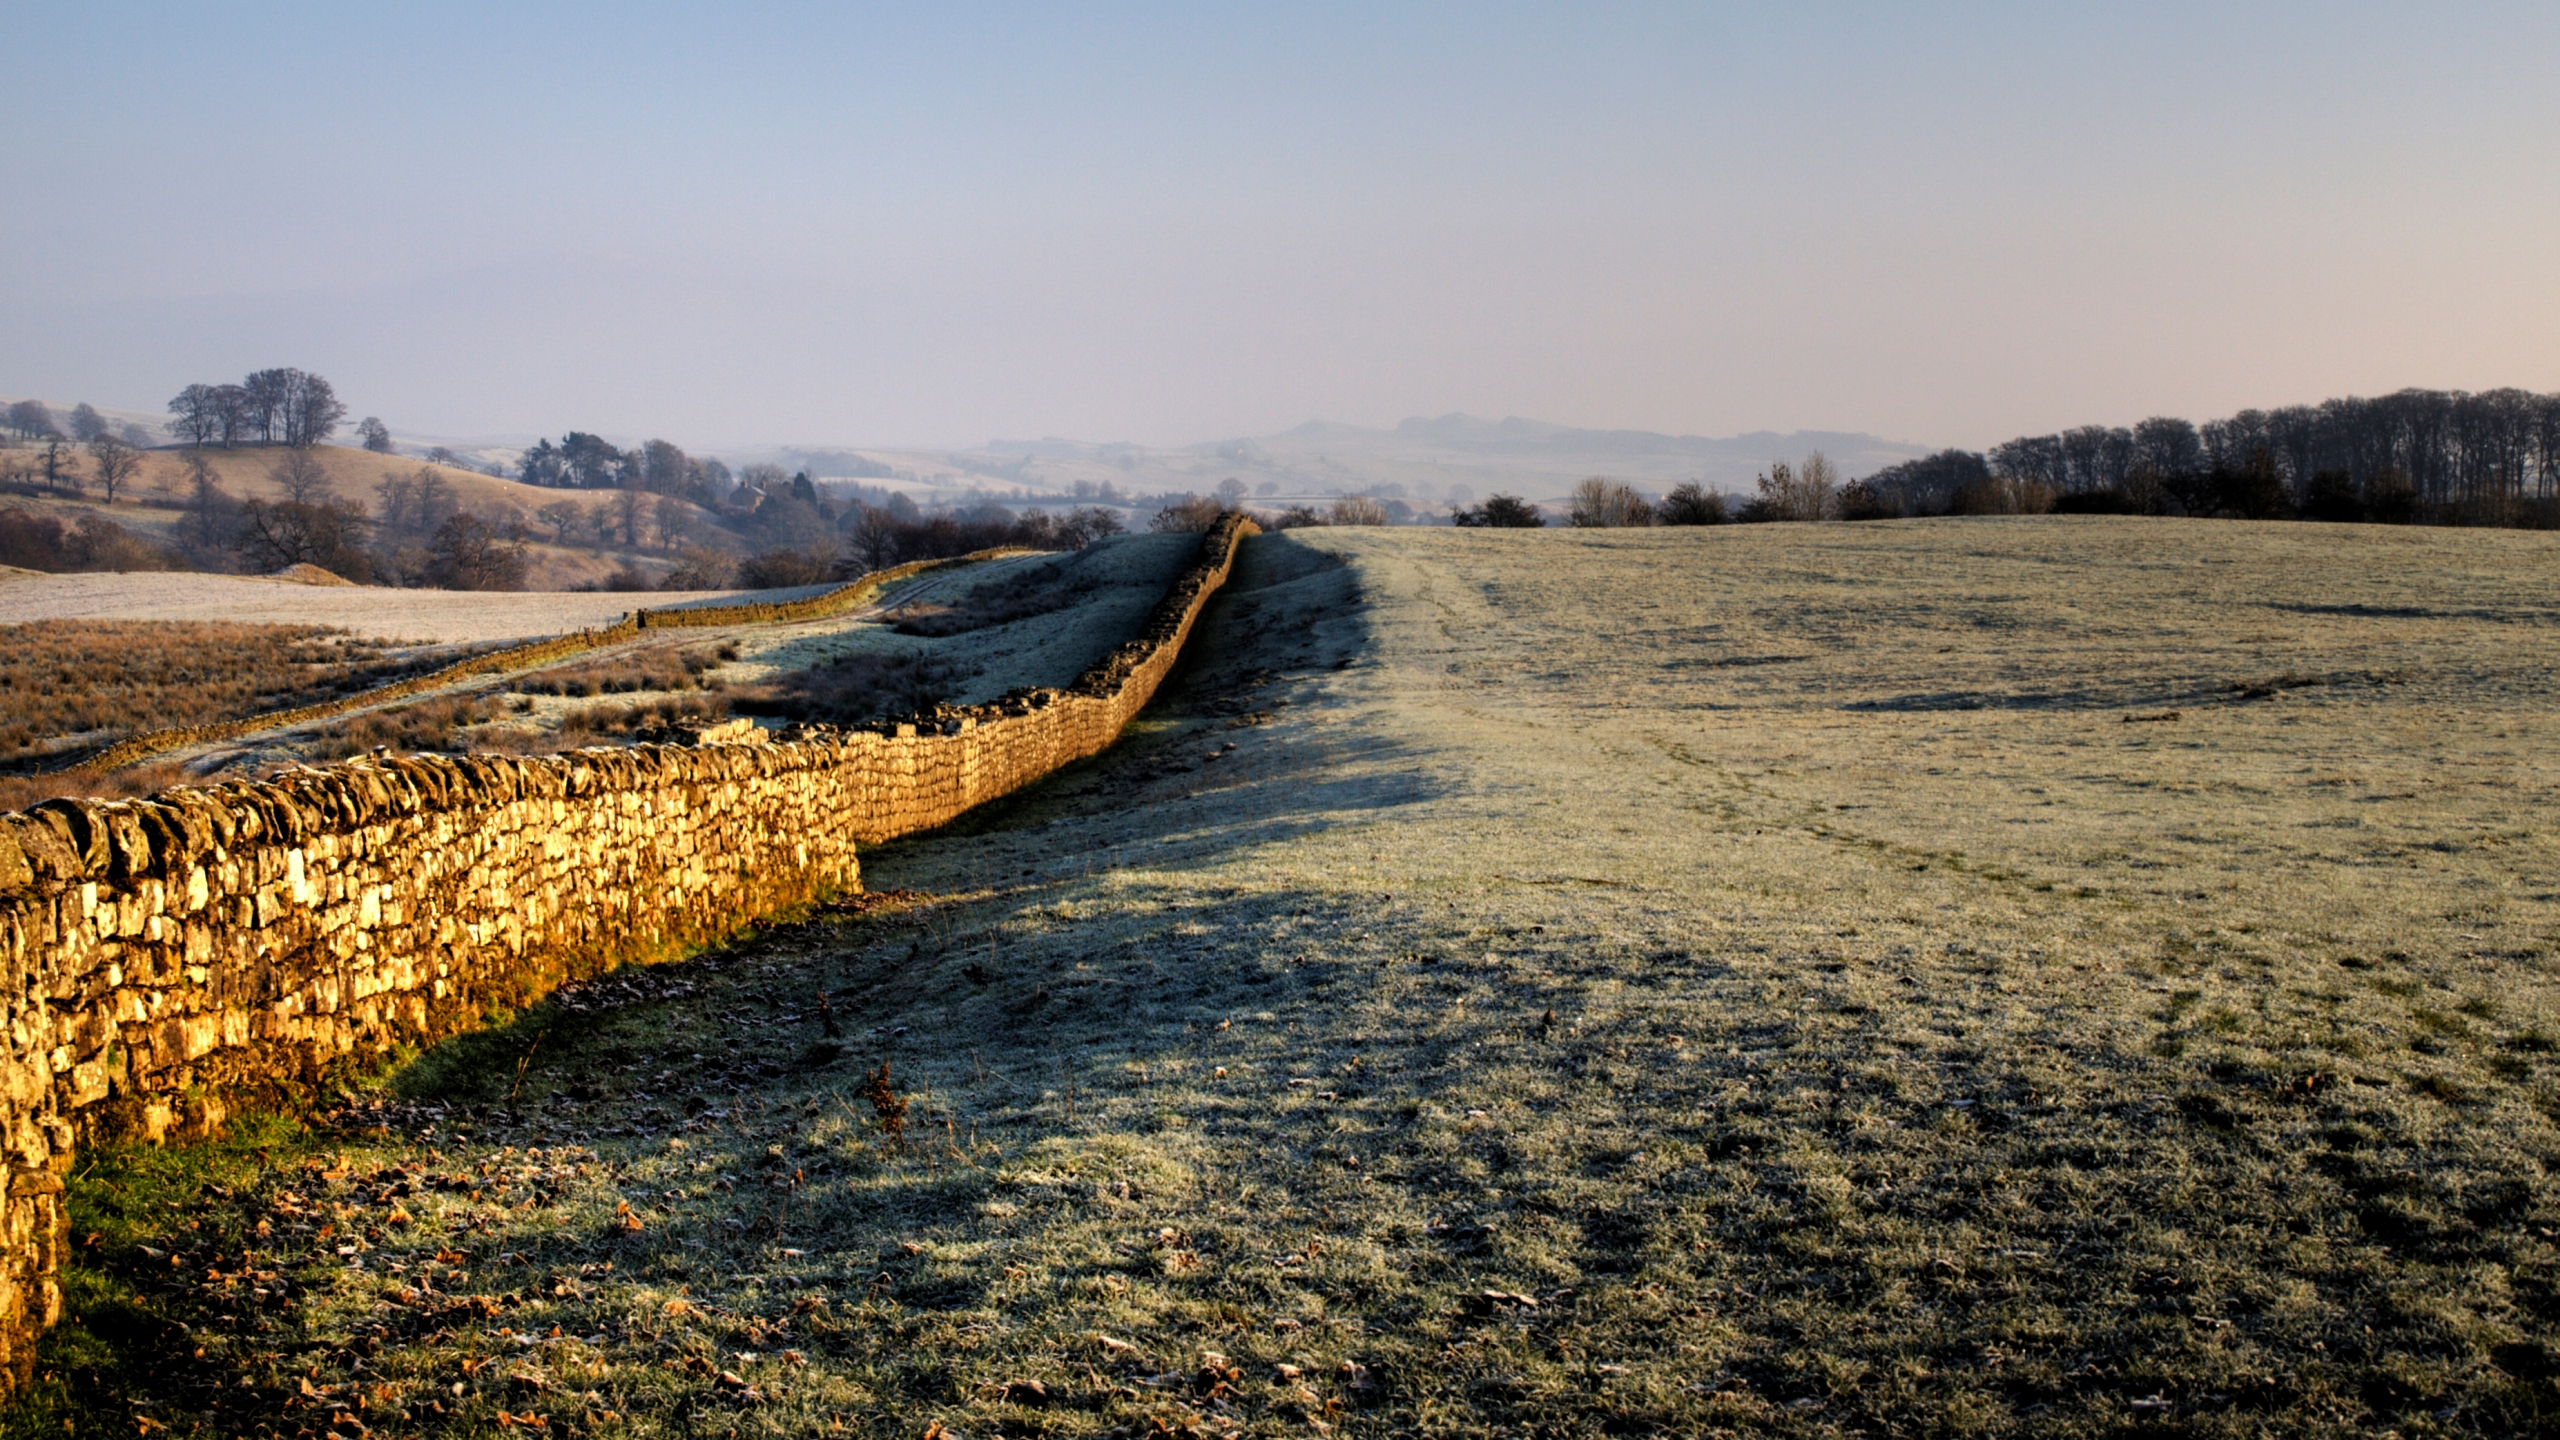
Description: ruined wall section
xmin=0 ymin=514 xmax=1254 ymax=1382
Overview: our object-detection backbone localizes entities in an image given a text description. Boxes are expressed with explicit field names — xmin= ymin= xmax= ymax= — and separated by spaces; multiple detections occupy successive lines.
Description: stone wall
xmin=0 ymin=515 xmax=1255 ymax=1382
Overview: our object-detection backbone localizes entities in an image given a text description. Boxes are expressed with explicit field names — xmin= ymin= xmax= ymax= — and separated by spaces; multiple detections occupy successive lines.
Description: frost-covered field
xmin=33 ymin=518 xmax=2560 ymax=1439
xmin=0 ymin=569 xmax=833 ymax=645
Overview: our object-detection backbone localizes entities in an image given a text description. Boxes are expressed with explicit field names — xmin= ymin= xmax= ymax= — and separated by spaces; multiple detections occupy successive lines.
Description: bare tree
xmin=282 ymin=372 xmax=345 ymax=448
xmin=1330 ymin=494 xmax=1389 ymax=525
xmin=41 ymin=439 xmax=78 ymax=495
xmin=534 ymin=498 xmax=585 ymax=545
xmin=67 ymin=403 xmax=108 ymax=443
xmin=1752 ymin=455 xmax=1836 ymax=522
xmin=178 ymin=454 xmax=236 ymax=559
xmin=1800 ymin=451 xmax=1839 ymax=515
xmin=234 ymin=496 xmax=372 ymax=578
xmin=357 ymin=416 xmax=393 ymax=453
xmin=88 ymin=434 xmax=141 ymax=503
xmin=613 ymin=483 xmax=647 ymax=547
xmin=211 ymin=384 xmax=251 ymax=446
xmin=269 ymin=448 xmax=333 ymax=504
xmin=242 ymin=370 xmax=292 ymax=442
xmin=652 ymin=493 xmax=690 ymax=551
xmin=850 ymin=504 xmax=903 ymax=569
xmin=1566 ymin=477 xmax=1654 ymax=527
xmin=1216 ymin=477 xmax=1251 ymax=508
xmin=168 ymin=386 xmax=222 ymax=445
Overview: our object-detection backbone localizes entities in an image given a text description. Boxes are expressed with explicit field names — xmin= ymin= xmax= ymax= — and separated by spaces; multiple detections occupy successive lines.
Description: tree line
xmin=1859 ymin=387 xmax=2560 ymax=526
xmin=5 ymin=399 xmax=155 ymax=448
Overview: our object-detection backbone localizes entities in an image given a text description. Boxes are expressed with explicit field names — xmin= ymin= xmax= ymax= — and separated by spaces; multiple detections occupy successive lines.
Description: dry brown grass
xmin=0 ymin=620 xmax=437 ymax=759
xmin=728 ymin=649 xmax=972 ymax=725
xmin=509 ymin=643 xmax=737 ymax=700
xmin=883 ymin=555 xmax=1100 ymax=637
xmin=0 ymin=760 xmax=192 ymax=814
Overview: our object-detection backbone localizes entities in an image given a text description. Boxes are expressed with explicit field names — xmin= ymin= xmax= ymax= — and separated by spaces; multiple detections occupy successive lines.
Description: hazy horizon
xmin=7 ymin=4 xmax=2554 ymax=452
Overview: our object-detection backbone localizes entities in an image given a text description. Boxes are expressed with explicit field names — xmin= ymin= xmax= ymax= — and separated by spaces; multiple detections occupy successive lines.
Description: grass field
xmin=19 ymin=516 xmax=2560 ymax=1438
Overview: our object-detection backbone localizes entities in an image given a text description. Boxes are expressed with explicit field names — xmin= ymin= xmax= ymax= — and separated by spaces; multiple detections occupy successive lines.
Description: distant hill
xmin=1227 ymin=414 xmax=1932 ymax=496
xmin=1 ymin=443 xmax=706 ymax=591
xmin=906 ymin=414 xmax=1936 ymax=509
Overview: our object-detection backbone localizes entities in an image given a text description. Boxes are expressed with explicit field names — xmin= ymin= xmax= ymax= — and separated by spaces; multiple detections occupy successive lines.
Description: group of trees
xmin=7 ymin=399 xmax=152 ymax=448
xmin=1857 ymin=387 xmax=2560 ymax=526
xmin=159 ymin=455 xmax=528 ymax=589
xmin=166 ymin=369 xmax=348 ymax=448
xmin=516 ymin=432 xmax=736 ymax=506
xmin=0 ymin=428 xmax=148 ymax=505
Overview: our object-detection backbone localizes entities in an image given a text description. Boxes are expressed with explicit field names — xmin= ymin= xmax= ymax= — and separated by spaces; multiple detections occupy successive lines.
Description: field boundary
xmin=0 ymin=516 xmax=1255 ymax=1386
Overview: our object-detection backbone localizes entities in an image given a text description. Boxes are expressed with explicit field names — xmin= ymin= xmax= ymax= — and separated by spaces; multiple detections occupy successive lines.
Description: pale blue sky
xmin=6 ymin=3 xmax=2554 ymax=449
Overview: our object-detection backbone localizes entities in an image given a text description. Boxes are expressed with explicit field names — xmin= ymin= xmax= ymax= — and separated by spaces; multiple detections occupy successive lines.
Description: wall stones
xmin=0 ymin=515 xmax=1255 ymax=1385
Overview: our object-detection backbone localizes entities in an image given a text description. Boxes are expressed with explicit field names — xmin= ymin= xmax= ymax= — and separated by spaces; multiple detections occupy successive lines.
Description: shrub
xmin=2213 ymin=449 xmax=2291 ymax=520
xmin=660 ymin=548 xmax=735 ymax=589
xmin=2298 ymin=470 xmax=2363 ymax=523
xmin=1835 ymin=480 xmax=1896 ymax=522
xmin=2052 ymin=488 xmax=2139 ymax=515
xmin=427 ymin=512 xmax=528 ymax=590
xmin=0 ymin=507 xmax=183 ymax=573
xmin=1656 ymin=483 xmax=1728 ymax=526
xmin=1951 ymin=477 xmax=2057 ymax=515
xmin=2367 ymin=467 xmax=2420 ymax=524
xmin=737 ymin=546 xmax=835 ymax=588
xmin=1452 ymin=494 xmax=1546 ymax=528
xmin=306 ymin=693 xmax=505 ymax=760
xmin=511 ymin=646 xmax=726 ymax=699
xmin=1149 ymin=495 xmax=1231 ymax=533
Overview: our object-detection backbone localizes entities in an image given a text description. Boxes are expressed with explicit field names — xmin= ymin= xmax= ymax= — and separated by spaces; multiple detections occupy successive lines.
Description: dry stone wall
xmin=0 ymin=515 xmax=1255 ymax=1383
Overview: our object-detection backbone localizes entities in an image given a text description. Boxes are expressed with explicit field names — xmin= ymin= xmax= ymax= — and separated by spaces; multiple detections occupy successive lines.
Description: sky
xmin=5 ymin=3 xmax=2555 ymax=452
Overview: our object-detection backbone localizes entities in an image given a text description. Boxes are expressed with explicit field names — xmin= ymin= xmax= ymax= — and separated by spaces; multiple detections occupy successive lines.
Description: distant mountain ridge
xmin=983 ymin=413 xmax=1934 ymax=499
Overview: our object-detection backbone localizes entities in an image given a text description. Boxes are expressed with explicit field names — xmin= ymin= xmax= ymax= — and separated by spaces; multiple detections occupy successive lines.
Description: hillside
xmin=33 ymin=516 xmax=2560 ymax=1437
xmin=3 ymin=443 xmax=727 ymax=590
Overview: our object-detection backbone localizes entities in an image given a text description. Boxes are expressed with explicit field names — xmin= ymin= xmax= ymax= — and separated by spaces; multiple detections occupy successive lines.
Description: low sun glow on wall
xmin=0 ymin=515 xmax=1256 ymax=1383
